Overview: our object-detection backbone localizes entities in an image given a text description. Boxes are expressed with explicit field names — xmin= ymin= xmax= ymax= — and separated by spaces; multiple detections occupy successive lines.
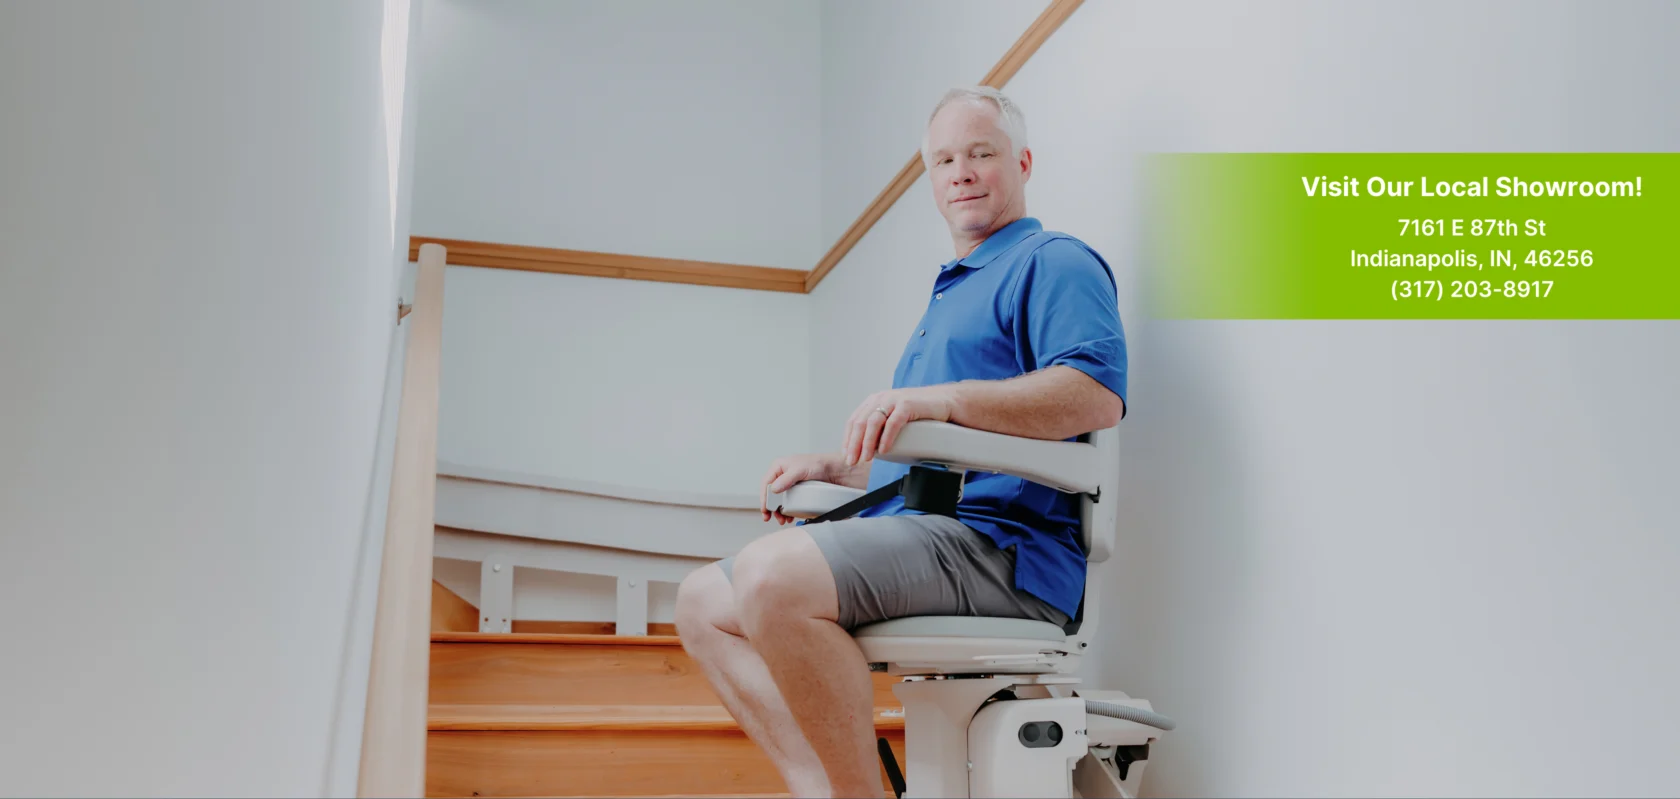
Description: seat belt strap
xmin=808 ymin=477 xmax=905 ymax=525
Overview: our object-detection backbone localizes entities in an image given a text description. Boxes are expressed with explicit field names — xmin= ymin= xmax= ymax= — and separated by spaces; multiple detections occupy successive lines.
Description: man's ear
xmin=1018 ymin=146 xmax=1033 ymax=181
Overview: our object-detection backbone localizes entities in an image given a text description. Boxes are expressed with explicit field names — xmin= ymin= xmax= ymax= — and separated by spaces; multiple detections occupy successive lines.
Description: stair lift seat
xmin=764 ymin=421 xmax=1171 ymax=798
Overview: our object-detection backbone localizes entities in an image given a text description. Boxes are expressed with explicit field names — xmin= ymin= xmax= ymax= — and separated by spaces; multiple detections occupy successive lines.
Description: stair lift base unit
xmin=765 ymin=421 xmax=1173 ymax=798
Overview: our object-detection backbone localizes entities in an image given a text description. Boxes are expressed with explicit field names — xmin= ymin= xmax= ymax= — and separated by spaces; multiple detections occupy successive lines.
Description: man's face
xmin=925 ymin=101 xmax=1030 ymax=237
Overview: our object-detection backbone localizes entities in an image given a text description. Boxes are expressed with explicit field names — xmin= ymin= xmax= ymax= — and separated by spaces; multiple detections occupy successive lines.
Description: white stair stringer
xmin=431 ymin=465 xmax=768 ymax=633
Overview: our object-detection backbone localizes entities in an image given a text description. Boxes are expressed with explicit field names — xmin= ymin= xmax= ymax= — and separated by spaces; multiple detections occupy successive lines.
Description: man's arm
xmin=842 ymin=366 xmax=1124 ymax=466
xmin=946 ymin=365 xmax=1124 ymax=440
xmin=758 ymin=451 xmax=874 ymax=523
xmin=844 ymin=238 xmax=1128 ymax=467
xmin=821 ymin=454 xmax=874 ymax=490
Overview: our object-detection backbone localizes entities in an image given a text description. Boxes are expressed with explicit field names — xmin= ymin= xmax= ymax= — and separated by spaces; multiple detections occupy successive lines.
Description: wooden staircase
xmin=425 ymin=586 xmax=907 ymax=797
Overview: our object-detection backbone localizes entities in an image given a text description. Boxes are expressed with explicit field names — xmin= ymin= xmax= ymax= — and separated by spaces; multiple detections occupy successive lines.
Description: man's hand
xmin=842 ymin=385 xmax=960 ymax=467
xmin=759 ymin=452 xmax=843 ymax=525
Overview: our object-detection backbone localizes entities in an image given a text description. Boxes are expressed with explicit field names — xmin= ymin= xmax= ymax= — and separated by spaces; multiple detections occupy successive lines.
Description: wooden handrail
xmin=804 ymin=0 xmax=1085 ymax=291
xmin=408 ymin=236 xmax=806 ymax=294
xmin=407 ymin=0 xmax=1083 ymax=294
xmin=358 ymin=243 xmax=447 ymax=797
xmin=977 ymin=0 xmax=1086 ymax=88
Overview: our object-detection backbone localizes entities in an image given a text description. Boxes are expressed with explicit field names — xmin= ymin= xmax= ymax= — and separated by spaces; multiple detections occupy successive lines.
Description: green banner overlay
xmin=1146 ymin=154 xmax=1679 ymax=319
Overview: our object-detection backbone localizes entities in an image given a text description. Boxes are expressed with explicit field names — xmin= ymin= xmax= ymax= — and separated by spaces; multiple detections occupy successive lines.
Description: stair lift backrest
xmin=1081 ymin=424 xmax=1121 ymax=564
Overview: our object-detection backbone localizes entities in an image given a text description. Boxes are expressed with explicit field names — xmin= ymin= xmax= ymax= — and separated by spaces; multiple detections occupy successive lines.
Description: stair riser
xmin=426 ymin=729 xmax=907 ymax=797
xmin=430 ymin=642 xmax=901 ymax=708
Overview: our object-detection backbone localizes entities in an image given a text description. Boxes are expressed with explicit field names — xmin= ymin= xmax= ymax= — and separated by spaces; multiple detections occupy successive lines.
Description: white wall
xmin=434 ymin=267 xmax=811 ymax=495
xmin=0 ymin=1 xmax=413 ymax=795
xmin=411 ymin=0 xmax=822 ymax=268
xmin=411 ymin=0 xmax=819 ymax=494
xmin=812 ymin=1 xmax=1680 ymax=795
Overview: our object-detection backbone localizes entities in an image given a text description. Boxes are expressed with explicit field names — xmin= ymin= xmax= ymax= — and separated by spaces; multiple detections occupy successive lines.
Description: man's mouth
xmin=951 ymin=195 xmax=986 ymax=204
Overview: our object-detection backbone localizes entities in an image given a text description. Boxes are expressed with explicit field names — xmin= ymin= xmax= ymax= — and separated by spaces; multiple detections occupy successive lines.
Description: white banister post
xmin=617 ymin=576 xmax=649 ymax=636
xmin=479 ymin=560 xmax=513 ymax=633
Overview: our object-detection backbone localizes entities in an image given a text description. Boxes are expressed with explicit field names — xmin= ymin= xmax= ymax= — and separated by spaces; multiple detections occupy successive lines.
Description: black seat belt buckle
xmin=901 ymin=465 xmax=962 ymax=516
xmin=807 ymin=464 xmax=964 ymax=525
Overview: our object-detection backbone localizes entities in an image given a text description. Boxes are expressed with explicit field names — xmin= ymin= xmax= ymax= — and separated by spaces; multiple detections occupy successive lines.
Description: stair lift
xmin=766 ymin=420 xmax=1175 ymax=798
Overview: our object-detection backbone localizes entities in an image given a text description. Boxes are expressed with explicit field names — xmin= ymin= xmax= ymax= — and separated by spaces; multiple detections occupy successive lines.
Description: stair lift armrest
xmin=875 ymin=421 xmax=1101 ymax=495
xmin=766 ymin=481 xmax=866 ymax=519
xmin=765 ymin=421 xmax=1103 ymax=520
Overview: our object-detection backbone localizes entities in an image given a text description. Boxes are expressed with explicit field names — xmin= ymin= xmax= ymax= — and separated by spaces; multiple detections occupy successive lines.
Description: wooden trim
xmin=804 ymin=0 xmax=1085 ymax=292
xmin=358 ymin=243 xmax=447 ymax=797
xmin=408 ymin=236 xmax=808 ymax=294
xmin=804 ymin=152 xmax=926 ymax=292
xmin=978 ymin=0 xmax=1086 ymax=88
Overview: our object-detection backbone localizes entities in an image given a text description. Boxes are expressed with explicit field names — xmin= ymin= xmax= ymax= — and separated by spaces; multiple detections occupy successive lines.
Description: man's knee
xmin=675 ymin=563 xmax=734 ymax=644
xmin=731 ymin=530 xmax=836 ymax=629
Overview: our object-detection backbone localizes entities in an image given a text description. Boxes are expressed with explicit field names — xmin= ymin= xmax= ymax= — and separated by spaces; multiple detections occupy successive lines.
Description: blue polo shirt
xmin=856 ymin=217 xmax=1127 ymax=621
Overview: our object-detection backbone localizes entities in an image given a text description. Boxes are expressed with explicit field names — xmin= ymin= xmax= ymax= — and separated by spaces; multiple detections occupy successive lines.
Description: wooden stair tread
xmin=424 ymin=628 xmax=907 ymax=796
xmin=432 ymin=631 xmax=681 ymax=646
xmin=428 ymin=729 xmax=905 ymax=797
xmin=616 ymin=794 xmax=793 ymax=798
xmin=445 ymin=794 xmax=887 ymax=798
xmin=429 ymin=703 xmax=905 ymax=731
xmin=429 ymin=637 xmax=903 ymax=708
xmin=439 ymin=793 xmax=887 ymax=798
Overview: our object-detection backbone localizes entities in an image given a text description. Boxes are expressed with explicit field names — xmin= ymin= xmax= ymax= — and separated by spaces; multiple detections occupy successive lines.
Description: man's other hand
xmin=759 ymin=453 xmax=842 ymax=525
xmin=843 ymin=385 xmax=959 ymax=467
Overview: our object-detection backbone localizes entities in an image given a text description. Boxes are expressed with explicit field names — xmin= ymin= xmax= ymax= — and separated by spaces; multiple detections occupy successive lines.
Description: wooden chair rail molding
xmin=406 ymin=236 xmax=807 ymax=294
xmin=408 ymin=0 xmax=1083 ymax=294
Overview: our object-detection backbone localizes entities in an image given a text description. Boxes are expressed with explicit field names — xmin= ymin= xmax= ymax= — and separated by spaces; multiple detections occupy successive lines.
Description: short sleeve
xmin=1008 ymin=238 xmax=1128 ymax=412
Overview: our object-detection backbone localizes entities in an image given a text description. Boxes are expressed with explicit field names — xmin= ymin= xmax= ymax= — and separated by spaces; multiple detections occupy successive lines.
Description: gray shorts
xmin=716 ymin=514 xmax=1069 ymax=631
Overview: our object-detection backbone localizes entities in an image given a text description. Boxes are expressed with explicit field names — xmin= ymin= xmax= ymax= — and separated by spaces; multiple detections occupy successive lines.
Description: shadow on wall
xmin=1092 ymin=102 xmax=1262 ymax=798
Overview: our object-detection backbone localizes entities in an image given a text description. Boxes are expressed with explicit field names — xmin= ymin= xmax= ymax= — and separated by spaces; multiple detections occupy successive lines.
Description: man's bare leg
xmin=733 ymin=529 xmax=882 ymax=799
xmin=675 ymin=562 xmax=831 ymax=796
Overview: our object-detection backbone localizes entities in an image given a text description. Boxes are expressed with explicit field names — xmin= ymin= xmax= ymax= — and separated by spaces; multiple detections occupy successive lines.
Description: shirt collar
xmin=941 ymin=217 xmax=1043 ymax=271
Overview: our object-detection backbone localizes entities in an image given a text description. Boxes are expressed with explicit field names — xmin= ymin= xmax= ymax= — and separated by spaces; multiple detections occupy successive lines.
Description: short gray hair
xmin=920 ymin=86 xmax=1028 ymax=169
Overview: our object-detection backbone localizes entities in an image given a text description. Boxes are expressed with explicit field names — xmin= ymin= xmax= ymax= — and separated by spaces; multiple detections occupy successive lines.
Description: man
xmin=673 ymin=86 xmax=1127 ymax=798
